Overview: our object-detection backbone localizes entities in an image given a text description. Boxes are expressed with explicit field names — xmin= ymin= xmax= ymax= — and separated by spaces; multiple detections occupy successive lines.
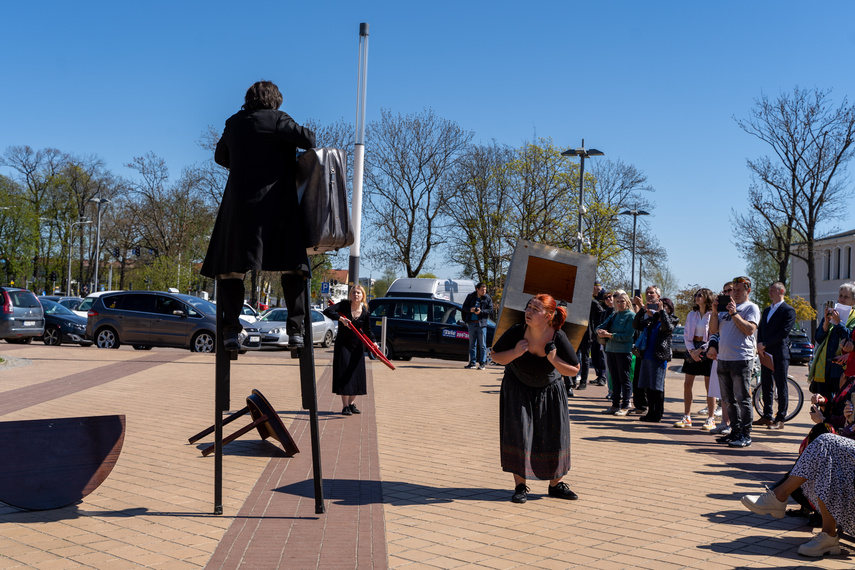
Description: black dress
xmin=201 ymin=108 xmax=315 ymax=278
xmin=494 ymin=324 xmax=579 ymax=480
xmin=323 ymin=301 xmax=377 ymax=396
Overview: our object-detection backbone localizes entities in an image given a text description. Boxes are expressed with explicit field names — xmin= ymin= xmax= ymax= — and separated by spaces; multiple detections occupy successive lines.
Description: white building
xmin=790 ymin=228 xmax=855 ymax=309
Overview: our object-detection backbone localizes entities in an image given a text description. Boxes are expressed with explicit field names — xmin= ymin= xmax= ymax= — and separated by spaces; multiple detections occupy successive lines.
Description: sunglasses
xmin=732 ymin=276 xmax=751 ymax=286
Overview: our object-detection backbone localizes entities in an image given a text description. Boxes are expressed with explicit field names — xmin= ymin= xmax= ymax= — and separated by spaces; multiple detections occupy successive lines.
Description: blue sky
xmin=2 ymin=1 xmax=855 ymax=292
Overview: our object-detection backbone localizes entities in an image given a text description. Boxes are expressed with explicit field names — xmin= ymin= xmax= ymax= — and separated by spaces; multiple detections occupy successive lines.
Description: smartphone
xmin=646 ymin=303 xmax=658 ymax=311
xmin=826 ymin=300 xmax=835 ymax=311
xmin=716 ymin=294 xmax=730 ymax=313
xmin=633 ymin=288 xmax=641 ymax=297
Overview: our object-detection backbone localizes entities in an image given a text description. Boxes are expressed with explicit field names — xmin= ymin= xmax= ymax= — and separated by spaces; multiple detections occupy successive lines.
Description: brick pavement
xmin=0 ymin=343 xmax=852 ymax=569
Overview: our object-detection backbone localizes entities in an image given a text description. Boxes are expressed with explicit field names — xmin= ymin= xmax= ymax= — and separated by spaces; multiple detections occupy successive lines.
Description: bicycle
xmin=749 ymin=355 xmax=804 ymax=422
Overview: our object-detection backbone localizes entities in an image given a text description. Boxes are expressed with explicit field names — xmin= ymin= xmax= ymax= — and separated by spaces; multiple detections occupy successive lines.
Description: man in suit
xmin=754 ymin=281 xmax=797 ymax=429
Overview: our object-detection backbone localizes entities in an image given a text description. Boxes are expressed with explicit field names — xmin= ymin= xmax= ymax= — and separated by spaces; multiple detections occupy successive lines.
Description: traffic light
xmin=50 ymin=271 xmax=57 ymax=281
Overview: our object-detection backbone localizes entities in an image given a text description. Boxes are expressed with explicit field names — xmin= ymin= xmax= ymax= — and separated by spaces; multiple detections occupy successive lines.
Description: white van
xmin=385 ymin=278 xmax=476 ymax=305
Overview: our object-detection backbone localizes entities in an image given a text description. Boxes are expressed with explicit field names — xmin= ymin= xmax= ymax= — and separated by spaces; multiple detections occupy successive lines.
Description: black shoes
xmin=548 ymin=482 xmax=578 ymax=500
xmin=728 ymin=434 xmax=752 ymax=447
xmin=511 ymin=484 xmax=529 ymax=503
xmin=223 ymin=328 xmax=241 ymax=351
xmin=349 ymin=403 xmax=361 ymax=414
xmin=716 ymin=431 xmax=740 ymax=444
xmin=342 ymin=406 xmax=352 ymax=416
xmin=577 ymin=380 xmax=587 ymax=390
xmin=464 ymin=363 xmax=476 ymax=369
xmin=288 ymin=334 xmax=304 ymax=348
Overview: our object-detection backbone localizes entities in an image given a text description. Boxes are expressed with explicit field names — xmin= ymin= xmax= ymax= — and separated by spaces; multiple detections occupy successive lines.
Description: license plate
xmin=23 ymin=321 xmax=35 ymax=326
xmin=249 ymin=336 xmax=260 ymax=342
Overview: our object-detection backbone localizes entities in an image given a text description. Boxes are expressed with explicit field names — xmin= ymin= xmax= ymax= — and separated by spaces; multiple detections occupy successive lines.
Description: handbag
xmin=632 ymin=328 xmax=648 ymax=356
xmin=296 ymin=148 xmax=354 ymax=254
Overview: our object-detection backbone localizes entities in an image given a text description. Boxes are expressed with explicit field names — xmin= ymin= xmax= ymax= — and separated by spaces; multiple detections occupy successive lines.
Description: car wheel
xmin=95 ymin=327 xmax=120 ymax=349
xmin=43 ymin=326 xmax=62 ymax=346
xmin=321 ymin=329 xmax=333 ymax=348
xmin=384 ymin=342 xmax=395 ymax=361
xmin=192 ymin=331 xmax=215 ymax=353
xmin=132 ymin=345 xmax=153 ymax=350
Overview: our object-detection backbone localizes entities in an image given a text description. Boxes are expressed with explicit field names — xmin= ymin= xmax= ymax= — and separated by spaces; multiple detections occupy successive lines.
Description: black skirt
xmin=682 ymin=339 xmax=712 ymax=377
xmin=499 ymin=367 xmax=571 ymax=480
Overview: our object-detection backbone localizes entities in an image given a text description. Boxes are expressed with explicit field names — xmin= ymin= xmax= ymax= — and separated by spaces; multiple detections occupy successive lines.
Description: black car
xmin=788 ymin=331 xmax=814 ymax=365
xmin=367 ymin=296 xmax=496 ymax=362
xmin=38 ymin=299 xmax=92 ymax=346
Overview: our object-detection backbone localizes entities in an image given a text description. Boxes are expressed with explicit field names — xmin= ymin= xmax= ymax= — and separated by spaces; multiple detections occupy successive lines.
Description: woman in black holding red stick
xmin=324 ymin=285 xmax=378 ymax=416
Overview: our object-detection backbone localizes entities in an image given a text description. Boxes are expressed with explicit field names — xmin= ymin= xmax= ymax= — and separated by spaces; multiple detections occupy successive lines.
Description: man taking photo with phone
xmin=707 ymin=276 xmax=761 ymax=448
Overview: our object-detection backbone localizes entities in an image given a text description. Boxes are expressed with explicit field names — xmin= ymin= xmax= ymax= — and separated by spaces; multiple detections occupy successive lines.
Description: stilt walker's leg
xmin=213 ymin=280 xmax=237 ymax=515
xmin=296 ymin=274 xmax=325 ymax=514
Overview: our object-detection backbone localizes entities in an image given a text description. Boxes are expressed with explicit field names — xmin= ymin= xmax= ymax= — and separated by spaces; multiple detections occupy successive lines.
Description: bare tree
xmin=734 ymin=87 xmax=855 ymax=329
xmin=363 ymin=108 xmax=473 ymax=277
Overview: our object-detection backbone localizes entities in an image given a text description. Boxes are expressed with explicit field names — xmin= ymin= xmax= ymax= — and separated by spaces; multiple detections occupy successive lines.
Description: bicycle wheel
xmin=752 ymin=377 xmax=805 ymax=422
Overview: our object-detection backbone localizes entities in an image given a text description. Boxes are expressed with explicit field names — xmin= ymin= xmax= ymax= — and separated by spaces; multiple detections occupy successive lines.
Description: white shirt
xmin=766 ymin=300 xmax=783 ymax=321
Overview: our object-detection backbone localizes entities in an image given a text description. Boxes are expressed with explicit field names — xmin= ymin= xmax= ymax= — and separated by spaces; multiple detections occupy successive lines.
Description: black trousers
xmin=644 ymin=389 xmax=665 ymax=421
xmin=216 ymin=278 xmax=245 ymax=334
xmin=760 ymin=354 xmax=790 ymax=421
xmin=281 ymin=272 xmax=307 ymax=335
xmin=632 ymin=356 xmax=648 ymax=410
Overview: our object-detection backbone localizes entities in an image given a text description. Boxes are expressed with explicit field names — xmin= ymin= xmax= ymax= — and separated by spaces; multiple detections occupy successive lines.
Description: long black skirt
xmin=499 ymin=369 xmax=571 ymax=480
xmin=331 ymin=341 xmax=367 ymax=396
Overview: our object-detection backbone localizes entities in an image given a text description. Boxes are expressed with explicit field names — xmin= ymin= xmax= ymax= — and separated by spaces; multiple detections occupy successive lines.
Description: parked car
xmin=240 ymin=303 xmax=260 ymax=323
xmin=85 ymin=290 xmax=259 ymax=352
xmin=671 ymin=325 xmax=686 ymax=359
xmin=385 ymin=277 xmax=476 ymax=304
xmin=73 ymin=291 xmax=121 ymax=318
xmin=245 ymin=307 xmax=337 ymax=349
xmin=788 ymin=331 xmax=814 ymax=365
xmin=40 ymin=295 xmax=84 ymax=312
xmin=1 ymin=287 xmax=45 ymax=344
xmin=37 ymin=299 xmax=92 ymax=346
xmin=367 ymin=296 xmax=496 ymax=362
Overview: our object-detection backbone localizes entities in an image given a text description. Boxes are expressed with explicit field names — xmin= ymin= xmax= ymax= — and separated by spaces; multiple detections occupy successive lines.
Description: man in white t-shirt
xmin=707 ymin=276 xmax=761 ymax=448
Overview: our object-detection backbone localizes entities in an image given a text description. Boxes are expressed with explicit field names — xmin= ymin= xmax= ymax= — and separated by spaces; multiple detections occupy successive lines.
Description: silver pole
xmin=577 ymin=139 xmax=585 ymax=252
xmin=348 ymin=22 xmax=369 ymax=287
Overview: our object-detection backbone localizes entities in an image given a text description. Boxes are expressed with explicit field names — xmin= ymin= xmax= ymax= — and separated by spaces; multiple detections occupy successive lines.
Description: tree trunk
xmin=806 ymin=237 xmax=818 ymax=342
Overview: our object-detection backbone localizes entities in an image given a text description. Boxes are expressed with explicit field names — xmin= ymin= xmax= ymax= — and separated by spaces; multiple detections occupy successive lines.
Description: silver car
xmin=246 ymin=308 xmax=337 ymax=349
xmin=1 ymin=287 xmax=45 ymax=344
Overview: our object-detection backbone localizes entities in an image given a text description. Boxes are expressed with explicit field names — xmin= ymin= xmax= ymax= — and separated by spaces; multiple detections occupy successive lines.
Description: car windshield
xmin=41 ymin=299 xmax=76 ymax=316
xmin=176 ymin=294 xmax=216 ymax=315
xmin=259 ymin=309 xmax=288 ymax=322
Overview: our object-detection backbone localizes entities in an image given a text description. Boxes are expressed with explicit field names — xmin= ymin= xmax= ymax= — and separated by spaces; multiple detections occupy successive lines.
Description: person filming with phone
xmin=707 ymin=276 xmax=760 ymax=448
xmin=809 ymin=283 xmax=855 ymax=399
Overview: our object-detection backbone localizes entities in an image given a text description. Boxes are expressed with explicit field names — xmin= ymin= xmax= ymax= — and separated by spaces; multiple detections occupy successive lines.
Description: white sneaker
xmin=673 ymin=415 xmax=692 ymax=427
xmin=741 ymin=491 xmax=787 ymax=518
xmin=710 ymin=423 xmax=731 ymax=435
xmin=798 ymin=531 xmax=841 ymax=557
xmin=714 ymin=406 xmax=723 ymax=417
xmin=696 ymin=407 xmax=708 ymax=416
xmin=701 ymin=417 xmax=716 ymax=431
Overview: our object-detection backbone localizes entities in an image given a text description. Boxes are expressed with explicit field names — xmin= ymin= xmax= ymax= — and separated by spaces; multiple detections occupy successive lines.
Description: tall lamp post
xmin=561 ymin=140 xmax=604 ymax=252
xmin=619 ymin=206 xmax=649 ymax=293
xmin=89 ymin=197 xmax=111 ymax=292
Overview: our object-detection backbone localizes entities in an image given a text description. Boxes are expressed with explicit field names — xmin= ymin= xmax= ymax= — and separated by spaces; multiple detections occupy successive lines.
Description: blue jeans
xmin=468 ymin=322 xmax=487 ymax=364
xmin=717 ymin=359 xmax=753 ymax=435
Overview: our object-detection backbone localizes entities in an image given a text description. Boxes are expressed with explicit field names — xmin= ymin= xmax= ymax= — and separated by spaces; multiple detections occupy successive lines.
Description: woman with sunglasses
xmin=491 ymin=294 xmax=581 ymax=504
xmin=675 ymin=288 xmax=716 ymax=429
xmin=596 ymin=290 xmax=637 ymax=415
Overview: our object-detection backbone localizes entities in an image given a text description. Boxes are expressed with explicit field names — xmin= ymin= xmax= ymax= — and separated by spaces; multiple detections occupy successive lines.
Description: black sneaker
xmin=349 ymin=403 xmax=361 ymax=414
xmin=342 ymin=406 xmax=353 ymax=416
xmin=728 ymin=434 xmax=752 ymax=448
xmin=464 ymin=363 xmax=476 ymax=369
xmin=716 ymin=431 xmax=740 ymax=444
xmin=547 ymin=482 xmax=578 ymax=500
xmin=223 ymin=329 xmax=241 ymax=351
xmin=511 ymin=483 xmax=529 ymax=503
xmin=577 ymin=381 xmax=587 ymax=390
xmin=288 ymin=334 xmax=304 ymax=348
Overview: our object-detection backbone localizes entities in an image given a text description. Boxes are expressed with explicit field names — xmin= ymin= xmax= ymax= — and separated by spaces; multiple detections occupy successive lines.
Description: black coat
xmin=757 ymin=302 xmax=796 ymax=359
xmin=633 ymin=308 xmax=679 ymax=361
xmin=201 ymin=109 xmax=316 ymax=277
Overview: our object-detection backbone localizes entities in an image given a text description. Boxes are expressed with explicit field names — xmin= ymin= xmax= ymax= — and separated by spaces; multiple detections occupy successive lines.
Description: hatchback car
xmin=38 ymin=299 xmax=92 ymax=346
xmin=788 ymin=331 xmax=814 ymax=365
xmin=245 ymin=307 xmax=337 ymax=349
xmin=40 ymin=295 xmax=84 ymax=312
xmin=86 ymin=291 xmax=258 ymax=352
xmin=1 ymin=287 xmax=45 ymax=344
xmin=367 ymin=296 xmax=496 ymax=362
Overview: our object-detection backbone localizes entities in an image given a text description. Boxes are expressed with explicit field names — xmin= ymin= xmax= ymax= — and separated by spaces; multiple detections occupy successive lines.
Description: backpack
xmin=296 ymin=148 xmax=354 ymax=254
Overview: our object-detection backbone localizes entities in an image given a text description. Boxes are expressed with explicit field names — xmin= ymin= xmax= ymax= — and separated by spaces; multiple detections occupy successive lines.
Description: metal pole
xmin=66 ymin=225 xmax=74 ymax=296
xmin=638 ymin=254 xmax=643 ymax=294
xmin=630 ymin=213 xmax=637 ymax=293
xmin=577 ymin=139 xmax=585 ymax=252
xmin=348 ymin=22 xmax=370 ymax=288
xmin=94 ymin=203 xmax=102 ymax=292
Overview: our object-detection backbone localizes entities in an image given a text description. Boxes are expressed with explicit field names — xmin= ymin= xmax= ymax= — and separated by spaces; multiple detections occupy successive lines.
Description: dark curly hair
xmin=242 ymin=80 xmax=283 ymax=111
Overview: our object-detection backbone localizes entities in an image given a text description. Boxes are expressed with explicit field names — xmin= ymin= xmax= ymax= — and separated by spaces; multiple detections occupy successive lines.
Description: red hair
xmin=533 ymin=293 xmax=566 ymax=330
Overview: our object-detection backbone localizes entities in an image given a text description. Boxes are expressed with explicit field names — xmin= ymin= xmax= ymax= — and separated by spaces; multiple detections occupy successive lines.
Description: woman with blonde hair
xmin=596 ymin=290 xmax=636 ymax=415
xmin=675 ymin=288 xmax=716 ymax=429
xmin=323 ymin=285 xmax=377 ymax=415
xmin=492 ymin=293 xmax=581 ymax=503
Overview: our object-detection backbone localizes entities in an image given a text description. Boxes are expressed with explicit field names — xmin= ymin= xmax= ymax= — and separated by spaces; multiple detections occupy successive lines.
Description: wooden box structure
xmin=494 ymin=240 xmax=598 ymax=349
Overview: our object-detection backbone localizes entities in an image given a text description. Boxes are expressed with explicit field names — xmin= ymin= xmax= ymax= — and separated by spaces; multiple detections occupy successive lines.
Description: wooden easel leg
xmin=188 ymin=406 xmax=250 ymax=444
xmin=297 ymin=275 xmax=325 ymax=514
xmin=201 ymin=415 xmax=268 ymax=456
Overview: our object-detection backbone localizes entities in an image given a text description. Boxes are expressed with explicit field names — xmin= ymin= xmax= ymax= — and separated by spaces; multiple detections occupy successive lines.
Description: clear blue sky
xmin=2 ymin=1 xmax=855 ymax=291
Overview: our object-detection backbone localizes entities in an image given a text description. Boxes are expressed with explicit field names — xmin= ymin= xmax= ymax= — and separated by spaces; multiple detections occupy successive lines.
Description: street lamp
xmin=89 ymin=197 xmax=111 ymax=292
xmin=619 ymin=205 xmax=650 ymax=294
xmin=562 ymin=139 xmax=604 ymax=252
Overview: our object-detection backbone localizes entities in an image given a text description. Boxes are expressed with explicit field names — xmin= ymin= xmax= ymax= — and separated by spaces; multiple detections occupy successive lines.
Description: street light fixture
xmin=89 ymin=197 xmax=111 ymax=292
xmin=619 ymin=205 xmax=650 ymax=294
xmin=562 ymin=139 xmax=604 ymax=252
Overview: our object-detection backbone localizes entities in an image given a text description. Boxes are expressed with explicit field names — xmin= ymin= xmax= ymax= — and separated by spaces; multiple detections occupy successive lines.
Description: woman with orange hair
xmin=491 ymin=294 xmax=581 ymax=504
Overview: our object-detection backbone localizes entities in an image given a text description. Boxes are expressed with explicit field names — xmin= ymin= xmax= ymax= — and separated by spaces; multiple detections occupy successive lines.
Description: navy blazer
xmin=757 ymin=302 xmax=796 ymax=359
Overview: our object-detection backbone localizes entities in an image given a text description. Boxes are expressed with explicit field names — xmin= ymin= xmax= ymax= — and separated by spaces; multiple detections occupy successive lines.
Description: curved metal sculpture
xmin=0 ymin=415 xmax=125 ymax=510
